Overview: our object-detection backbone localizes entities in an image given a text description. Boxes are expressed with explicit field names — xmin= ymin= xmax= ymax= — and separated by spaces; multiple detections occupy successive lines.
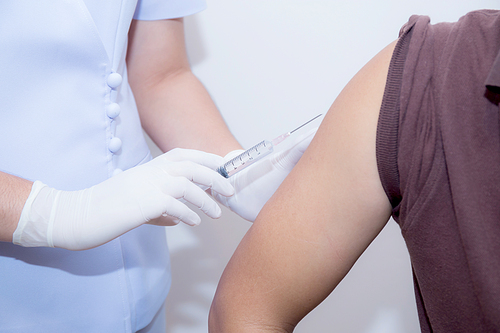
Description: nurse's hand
xmin=12 ymin=148 xmax=234 ymax=251
xmin=212 ymin=128 xmax=317 ymax=221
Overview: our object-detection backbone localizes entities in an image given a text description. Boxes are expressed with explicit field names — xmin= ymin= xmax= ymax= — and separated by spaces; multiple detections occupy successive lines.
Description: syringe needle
xmin=271 ymin=114 xmax=322 ymax=146
xmin=289 ymin=114 xmax=322 ymax=134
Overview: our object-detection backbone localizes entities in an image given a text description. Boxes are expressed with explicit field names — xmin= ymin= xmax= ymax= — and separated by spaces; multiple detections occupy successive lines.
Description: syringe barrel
xmin=217 ymin=140 xmax=274 ymax=178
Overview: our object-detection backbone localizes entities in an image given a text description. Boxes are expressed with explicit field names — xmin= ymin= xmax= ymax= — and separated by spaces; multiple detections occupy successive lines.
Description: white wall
xmin=150 ymin=1 xmax=500 ymax=332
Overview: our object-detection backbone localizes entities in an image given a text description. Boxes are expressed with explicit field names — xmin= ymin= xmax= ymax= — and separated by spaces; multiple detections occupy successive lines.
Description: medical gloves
xmin=214 ymin=128 xmax=317 ymax=221
xmin=13 ymin=148 xmax=234 ymax=250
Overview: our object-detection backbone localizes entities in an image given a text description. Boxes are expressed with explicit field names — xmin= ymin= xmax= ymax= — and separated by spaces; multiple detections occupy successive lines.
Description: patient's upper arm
xmin=209 ymin=41 xmax=397 ymax=333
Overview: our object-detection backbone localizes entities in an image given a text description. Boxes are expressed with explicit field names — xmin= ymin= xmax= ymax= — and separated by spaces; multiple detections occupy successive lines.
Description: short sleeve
xmin=133 ymin=0 xmax=207 ymax=20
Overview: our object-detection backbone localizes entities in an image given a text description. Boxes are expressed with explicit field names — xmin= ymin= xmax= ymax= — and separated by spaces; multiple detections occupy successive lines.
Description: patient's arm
xmin=209 ymin=40 xmax=397 ymax=333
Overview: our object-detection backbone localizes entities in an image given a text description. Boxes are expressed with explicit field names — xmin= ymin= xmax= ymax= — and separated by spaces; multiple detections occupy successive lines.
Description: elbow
xmin=129 ymin=65 xmax=191 ymax=95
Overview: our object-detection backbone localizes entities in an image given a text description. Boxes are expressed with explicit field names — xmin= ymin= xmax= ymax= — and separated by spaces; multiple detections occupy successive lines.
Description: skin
xmin=0 ymin=17 xmax=242 ymax=242
xmin=127 ymin=18 xmax=242 ymax=156
xmin=209 ymin=40 xmax=397 ymax=332
xmin=0 ymin=173 xmax=32 ymax=242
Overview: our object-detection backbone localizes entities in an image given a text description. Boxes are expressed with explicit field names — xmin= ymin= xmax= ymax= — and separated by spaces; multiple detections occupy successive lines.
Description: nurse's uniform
xmin=0 ymin=0 xmax=205 ymax=331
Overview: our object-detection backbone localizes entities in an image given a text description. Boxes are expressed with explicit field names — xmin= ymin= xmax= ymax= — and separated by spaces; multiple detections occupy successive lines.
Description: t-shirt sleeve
xmin=133 ymin=0 xmax=207 ymax=20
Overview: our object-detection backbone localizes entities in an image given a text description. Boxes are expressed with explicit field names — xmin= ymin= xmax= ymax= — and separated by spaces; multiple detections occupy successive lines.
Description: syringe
xmin=217 ymin=114 xmax=322 ymax=178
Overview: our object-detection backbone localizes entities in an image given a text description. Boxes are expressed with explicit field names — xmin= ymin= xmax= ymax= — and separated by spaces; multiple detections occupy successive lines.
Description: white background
xmin=146 ymin=1 xmax=500 ymax=332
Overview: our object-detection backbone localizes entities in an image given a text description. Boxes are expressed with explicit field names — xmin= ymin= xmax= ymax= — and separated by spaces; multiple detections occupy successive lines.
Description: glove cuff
xmin=13 ymin=181 xmax=54 ymax=247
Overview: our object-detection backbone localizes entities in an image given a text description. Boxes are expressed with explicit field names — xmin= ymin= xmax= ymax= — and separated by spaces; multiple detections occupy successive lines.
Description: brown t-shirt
xmin=377 ymin=11 xmax=500 ymax=332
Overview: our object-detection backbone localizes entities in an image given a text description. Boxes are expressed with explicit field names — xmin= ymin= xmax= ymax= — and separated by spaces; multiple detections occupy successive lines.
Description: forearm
xmin=0 ymin=171 xmax=32 ymax=242
xmin=133 ymin=68 xmax=241 ymax=155
xmin=127 ymin=18 xmax=241 ymax=156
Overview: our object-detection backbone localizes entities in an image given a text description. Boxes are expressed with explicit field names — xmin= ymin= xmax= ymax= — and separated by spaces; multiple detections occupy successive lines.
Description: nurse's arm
xmin=0 ymin=172 xmax=32 ymax=242
xmin=127 ymin=18 xmax=241 ymax=156
xmin=209 ymin=41 xmax=397 ymax=332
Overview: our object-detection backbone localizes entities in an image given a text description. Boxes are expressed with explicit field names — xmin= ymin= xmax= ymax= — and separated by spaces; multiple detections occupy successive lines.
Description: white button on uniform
xmin=108 ymin=137 xmax=122 ymax=153
xmin=112 ymin=168 xmax=123 ymax=177
xmin=106 ymin=103 xmax=121 ymax=119
xmin=107 ymin=73 xmax=122 ymax=89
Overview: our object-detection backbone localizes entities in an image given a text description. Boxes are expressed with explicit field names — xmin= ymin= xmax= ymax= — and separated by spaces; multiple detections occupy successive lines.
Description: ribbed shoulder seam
xmin=376 ymin=25 xmax=414 ymax=211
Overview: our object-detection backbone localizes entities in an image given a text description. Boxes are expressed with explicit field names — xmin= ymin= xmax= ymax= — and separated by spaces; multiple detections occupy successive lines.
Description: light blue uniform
xmin=0 ymin=0 xmax=205 ymax=331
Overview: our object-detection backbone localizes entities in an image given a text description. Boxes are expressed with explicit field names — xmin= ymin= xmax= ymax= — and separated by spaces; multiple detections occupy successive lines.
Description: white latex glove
xmin=213 ymin=128 xmax=317 ymax=221
xmin=13 ymin=148 xmax=234 ymax=250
